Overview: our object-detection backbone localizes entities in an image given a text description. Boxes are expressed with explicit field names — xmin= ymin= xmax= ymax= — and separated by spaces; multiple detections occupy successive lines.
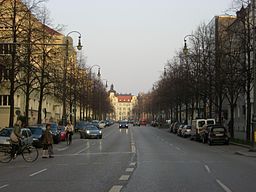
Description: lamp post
xmin=62 ymin=31 xmax=82 ymax=126
xmin=183 ymin=34 xmax=201 ymax=122
xmin=86 ymin=65 xmax=101 ymax=120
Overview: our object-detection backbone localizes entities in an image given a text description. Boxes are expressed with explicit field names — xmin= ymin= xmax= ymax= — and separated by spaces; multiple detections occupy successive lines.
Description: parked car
xmin=58 ymin=126 xmax=67 ymax=141
xmin=75 ymin=121 xmax=88 ymax=132
xmin=0 ymin=127 xmax=33 ymax=147
xmin=173 ymin=122 xmax=181 ymax=134
xmin=151 ymin=121 xmax=158 ymax=127
xmin=79 ymin=124 xmax=102 ymax=139
xmin=177 ymin=124 xmax=184 ymax=136
xmin=119 ymin=121 xmax=128 ymax=128
xmin=28 ymin=125 xmax=45 ymax=148
xmin=181 ymin=125 xmax=192 ymax=138
xmin=91 ymin=120 xmax=100 ymax=128
xmin=98 ymin=120 xmax=106 ymax=129
xmin=191 ymin=119 xmax=215 ymax=141
xmin=202 ymin=125 xmax=229 ymax=145
xmin=133 ymin=121 xmax=140 ymax=126
xmin=140 ymin=119 xmax=147 ymax=126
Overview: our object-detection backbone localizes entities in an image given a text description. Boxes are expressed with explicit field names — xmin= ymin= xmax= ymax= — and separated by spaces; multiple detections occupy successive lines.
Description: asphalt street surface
xmin=0 ymin=124 xmax=255 ymax=192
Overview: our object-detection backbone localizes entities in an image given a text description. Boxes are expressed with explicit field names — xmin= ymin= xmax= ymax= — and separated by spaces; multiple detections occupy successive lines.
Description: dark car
xmin=79 ymin=124 xmax=102 ymax=139
xmin=75 ymin=121 xmax=89 ymax=132
xmin=49 ymin=123 xmax=61 ymax=144
xmin=202 ymin=125 xmax=229 ymax=145
xmin=119 ymin=121 xmax=128 ymax=128
xmin=28 ymin=125 xmax=45 ymax=148
xmin=40 ymin=123 xmax=61 ymax=144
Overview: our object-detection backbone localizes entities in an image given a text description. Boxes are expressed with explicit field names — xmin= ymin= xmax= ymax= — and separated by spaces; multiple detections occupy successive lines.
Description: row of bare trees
xmin=135 ymin=2 xmax=254 ymax=140
xmin=0 ymin=0 xmax=113 ymax=127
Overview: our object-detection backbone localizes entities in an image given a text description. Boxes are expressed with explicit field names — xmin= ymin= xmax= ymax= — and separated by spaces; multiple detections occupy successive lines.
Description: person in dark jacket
xmin=42 ymin=124 xmax=54 ymax=158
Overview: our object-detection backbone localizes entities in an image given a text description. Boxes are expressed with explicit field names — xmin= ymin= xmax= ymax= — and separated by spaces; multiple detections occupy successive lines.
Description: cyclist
xmin=10 ymin=120 xmax=23 ymax=158
xmin=65 ymin=121 xmax=74 ymax=145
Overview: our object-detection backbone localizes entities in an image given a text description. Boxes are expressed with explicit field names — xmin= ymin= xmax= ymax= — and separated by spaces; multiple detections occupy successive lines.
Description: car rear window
xmin=29 ymin=128 xmax=42 ymax=135
xmin=212 ymin=127 xmax=225 ymax=132
xmin=0 ymin=129 xmax=12 ymax=137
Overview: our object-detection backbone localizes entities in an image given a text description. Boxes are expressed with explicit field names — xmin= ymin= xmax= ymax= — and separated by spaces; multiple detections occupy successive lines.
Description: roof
xmin=117 ymin=95 xmax=132 ymax=103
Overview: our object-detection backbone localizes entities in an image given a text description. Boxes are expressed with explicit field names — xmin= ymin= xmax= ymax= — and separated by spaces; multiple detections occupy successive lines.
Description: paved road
xmin=0 ymin=124 xmax=255 ymax=192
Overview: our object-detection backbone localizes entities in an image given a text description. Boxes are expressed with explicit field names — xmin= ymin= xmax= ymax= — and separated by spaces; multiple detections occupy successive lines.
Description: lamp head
xmin=77 ymin=36 xmax=82 ymax=50
xmin=183 ymin=39 xmax=188 ymax=55
xmin=97 ymin=68 xmax=101 ymax=78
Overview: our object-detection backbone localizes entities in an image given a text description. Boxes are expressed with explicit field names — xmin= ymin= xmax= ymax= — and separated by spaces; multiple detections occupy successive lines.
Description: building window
xmin=0 ymin=95 xmax=10 ymax=106
xmin=0 ymin=64 xmax=9 ymax=81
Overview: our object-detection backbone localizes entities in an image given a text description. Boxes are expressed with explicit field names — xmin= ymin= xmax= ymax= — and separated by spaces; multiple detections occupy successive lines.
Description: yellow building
xmin=0 ymin=0 xmax=80 ymax=128
xmin=108 ymin=85 xmax=137 ymax=121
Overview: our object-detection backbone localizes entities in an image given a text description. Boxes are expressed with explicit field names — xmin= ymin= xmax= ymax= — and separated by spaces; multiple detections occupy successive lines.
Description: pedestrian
xmin=42 ymin=123 xmax=54 ymax=158
xmin=10 ymin=119 xmax=23 ymax=158
xmin=65 ymin=121 xmax=74 ymax=145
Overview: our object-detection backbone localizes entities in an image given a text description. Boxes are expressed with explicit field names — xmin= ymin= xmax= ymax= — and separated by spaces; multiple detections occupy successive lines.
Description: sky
xmin=45 ymin=0 xmax=235 ymax=95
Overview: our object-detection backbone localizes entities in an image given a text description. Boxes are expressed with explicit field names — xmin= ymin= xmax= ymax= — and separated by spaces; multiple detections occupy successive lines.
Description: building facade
xmin=108 ymin=85 xmax=137 ymax=121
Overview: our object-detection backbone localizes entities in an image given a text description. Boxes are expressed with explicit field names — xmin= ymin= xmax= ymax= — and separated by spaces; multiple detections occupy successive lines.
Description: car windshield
xmin=85 ymin=125 xmax=98 ymax=130
xmin=0 ymin=128 xmax=12 ymax=137
xmin=29 ymin=127 xmax=42 ymax=135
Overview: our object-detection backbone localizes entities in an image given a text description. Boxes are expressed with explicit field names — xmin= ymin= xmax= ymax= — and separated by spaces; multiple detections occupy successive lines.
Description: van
xmin=191 ymin=119 xmax=215 ymax=141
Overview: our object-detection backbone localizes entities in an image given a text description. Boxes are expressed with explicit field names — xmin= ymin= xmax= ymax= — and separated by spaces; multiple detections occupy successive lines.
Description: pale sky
xmin=45 ymin=0 xmax=234 ymax=95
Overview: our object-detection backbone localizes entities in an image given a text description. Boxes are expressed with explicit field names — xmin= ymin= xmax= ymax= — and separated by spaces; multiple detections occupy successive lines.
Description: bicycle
xmin=0 ymin=141 xmax=39 ymax=163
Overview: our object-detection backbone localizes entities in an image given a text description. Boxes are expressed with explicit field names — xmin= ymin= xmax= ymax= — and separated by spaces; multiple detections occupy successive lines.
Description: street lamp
xmin=62 ymin=31 xmax=82 ymax=126
xmin=183 ymin=34 xmax=200 ymax=121
xmin=101 ymin=79 xmax=108 ymax=88
xmin=85 ymin=64 xmax=101 ymax=120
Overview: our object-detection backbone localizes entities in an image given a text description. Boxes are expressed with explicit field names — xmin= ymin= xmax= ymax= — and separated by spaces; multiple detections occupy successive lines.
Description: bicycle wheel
xmin=0 ymin=146 xmax=12 ymax=163
xmin=22 ymin=145 xmax=38 ymax=162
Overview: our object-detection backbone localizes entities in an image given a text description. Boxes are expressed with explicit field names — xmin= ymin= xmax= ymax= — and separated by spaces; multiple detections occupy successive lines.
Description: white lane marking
xmin=126 ymin=168 xmax=134 ymax=172
xmin=109 ymin=185 xmax=123 ymax=192
xmin=216 ymin=179 xmax=232 ymax=192
xmin=29 ymin=169 xmax=47 ymax=177
xmin=204 ymin=165 xmax=211 ymax=173
xmin=119 ymin=175 xmax=130 ymax=181
xmin=130 ymin=162 xmax=136 ymax=166
xmin=131 ymin=145 xmax=136 ymax=153
xmin=0 ymin=184 xmax=9 ymax=189
xmin=169 ymin=143 xmax=173 ymax=146
xmin=56 ymin=146 xmax=69 ymax=151
xmin=176 ymin=147 xmax=181 ymax=151
xmin=74 ymin=146 xmax=90 ymax=155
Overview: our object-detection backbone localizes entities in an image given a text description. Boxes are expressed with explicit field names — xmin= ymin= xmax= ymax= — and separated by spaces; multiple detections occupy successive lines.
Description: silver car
xmin=0 ymin=128 xmax=33 ymax=146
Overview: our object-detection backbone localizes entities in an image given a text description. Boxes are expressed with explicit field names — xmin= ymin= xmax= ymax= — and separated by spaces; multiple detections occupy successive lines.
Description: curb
xmin=230 ymin=142 xmax=250 ymax=149
xmin=234 ymin=151 xmax=256 ymax=158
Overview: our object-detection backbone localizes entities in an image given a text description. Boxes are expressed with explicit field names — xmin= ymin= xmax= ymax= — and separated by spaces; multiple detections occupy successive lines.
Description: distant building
xmin=108 ymin=84 xmax=137 ymax=121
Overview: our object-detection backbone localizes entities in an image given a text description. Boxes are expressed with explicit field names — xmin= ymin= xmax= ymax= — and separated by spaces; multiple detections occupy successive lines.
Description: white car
xmin=98 ymin=121 xmax=106 ymax=129
xmin=0 ymin=128 xmax=33 ymax=146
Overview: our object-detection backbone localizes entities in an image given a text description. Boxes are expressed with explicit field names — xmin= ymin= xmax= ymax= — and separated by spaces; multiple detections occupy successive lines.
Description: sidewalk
xmin=231 ymin=142 xmax=256 ymax=158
